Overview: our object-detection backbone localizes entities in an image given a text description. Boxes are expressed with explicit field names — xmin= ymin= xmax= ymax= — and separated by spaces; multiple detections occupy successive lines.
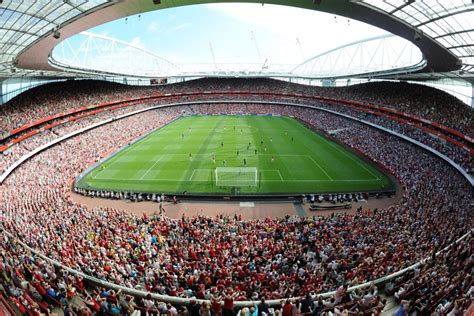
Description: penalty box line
xmin=260 ymin=169 xmax=284 ymax=181
xmin=140 ymin=156 xmax=165 ymax=180
xmin=316 ymin=135 xmax=381 ymax=180
xmin=305 ymin=156 xmax=333 ymax=181
xmin=191 ymin=169 xmax=283 ymax=182
xmin=190 ymin=169 xmax=284 ymax=182
xmin=91 ymin=177 xmax=379 ymax=183
xmin=189 ymin=169 xmax=214 ymax=181
xmin=259 ymin=154 xmax=333 ymax=181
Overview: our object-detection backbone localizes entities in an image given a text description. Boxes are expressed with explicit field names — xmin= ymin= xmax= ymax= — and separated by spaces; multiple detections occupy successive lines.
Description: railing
xmin=318 ymin=98 xmax=474 ymax=154
xmin=1 ymin=94 xmax=164 ymax=144
xmin=0 ymin=292 xmax=17 ymax=316
xmin=2 ymin=92 xmax=472 ymax=154
xmin=1 ymin=100 xmax=472 ymax=306
xmin=2 ymin=100 xmax=472 ymax=186
xmin=2 ymin=227 xmax=471 ymax=308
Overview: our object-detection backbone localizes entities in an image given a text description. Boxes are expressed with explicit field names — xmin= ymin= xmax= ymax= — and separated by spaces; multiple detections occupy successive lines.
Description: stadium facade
xmin=0 ymin=1 xmax=473 ymax=314
xmin=0 ymin=0 xmax=473 ymax=104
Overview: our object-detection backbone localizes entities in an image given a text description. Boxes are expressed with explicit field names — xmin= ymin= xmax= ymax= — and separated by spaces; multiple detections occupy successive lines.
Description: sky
xmin=61 ymin=3 xmax=392 ymax=67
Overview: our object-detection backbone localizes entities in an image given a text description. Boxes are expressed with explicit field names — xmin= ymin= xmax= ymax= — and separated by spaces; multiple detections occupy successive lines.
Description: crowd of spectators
xmin=385 ymin=236 xmax=472 ymax=315
xmin=305 ymin=100 xmax=473 ymax=175
xmin=2 ymin=95 xmax=471 ymax=180
xmin=1 ymin=96 xmax=472 ymax=314
xmin=155 ymin=78 xmax=473 ymax=136
xmin=337 ymin=81 xmax=473 ymax=136
xmin=0 ymin=80 xmax=159 ymax=136
xmin=2 ymin=79 xmax=471 ymax=184
xmin=0 ymin=99 xmax=163 ymax=172
xmin=2 ymin=78 xmax=472 ymax=138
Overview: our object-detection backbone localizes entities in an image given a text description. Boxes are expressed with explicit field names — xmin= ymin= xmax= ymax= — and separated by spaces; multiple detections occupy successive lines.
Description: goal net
xmin=215 ymin=167 xmax=258 ymax=187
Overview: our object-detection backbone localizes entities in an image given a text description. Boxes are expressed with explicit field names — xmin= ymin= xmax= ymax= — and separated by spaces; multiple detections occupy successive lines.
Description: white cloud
xmin=170 ymin=22 xmax=191 ymax=32
xmin=129 ymin=36 xmax=145 ymax=49
xmin=205 ymin=3 xmax=389 ymax=62
xmin=147 ymin=21 xmax=160 ymax=32
xmin=59 ymin=3 xmax=421 ymax=76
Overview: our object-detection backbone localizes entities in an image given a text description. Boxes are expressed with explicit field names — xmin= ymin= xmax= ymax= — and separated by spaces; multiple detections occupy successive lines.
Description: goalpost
xmin=215 ymin=167 xmax=258 ymax=187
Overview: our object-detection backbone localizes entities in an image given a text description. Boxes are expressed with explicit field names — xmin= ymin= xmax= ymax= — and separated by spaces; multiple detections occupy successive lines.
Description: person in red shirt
xmin=210 ymin=292 xmax=222 ymax=316
xmin=223 ymin=290 xmax=238 ymax=316
xmin=282 ymin=299 xmax=294 ymax=316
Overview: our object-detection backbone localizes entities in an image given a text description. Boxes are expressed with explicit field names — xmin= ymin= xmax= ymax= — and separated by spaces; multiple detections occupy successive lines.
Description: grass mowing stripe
xmin=90 ymin=177 xmax=379 ymax=183
xmin=315 ymin=132 xmax=381 ymax=180
xmin=176 ymin=116 xmax=225 ymax=193
xmin=306 ymin=155 xmax=333 ymax=180
xmin=77 ymin=115 xmax=394 ymax=194
xmin=279 ymin=118 xmax=333 ymax=181
xmin=258 ymin=117 xmax=296 ymax=182
xmin=139 ymin=156 xmax=164 ymax=180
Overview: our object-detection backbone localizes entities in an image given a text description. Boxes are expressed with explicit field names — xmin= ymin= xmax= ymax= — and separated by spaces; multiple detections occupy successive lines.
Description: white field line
xmin=276 ymin=170 xmax=284 ymax=181
xmin=189 ymin=169 xmax=197 ymax=181
xmin=94 ymin=177 xmax=204 ymax=182
xmin=258 ymin=154 xmax=303 ymax=157
xmin=260 ymin=169 xmax=284 ymax=182
xmin=139 ymin=156 xmax=165 ymax=180
xmin=100 ymin=136 xmax=153 ymax=171
xmin=93 ymin=140 xmax=152 ymax=177
xmin=95 ymin=149 xmax=377 ymax=183
xmin=319 ymin=137 xmax=381 ymax=180
xmin=190 ymin=169 xmax=215 ymax=181
xmin=107 ymin=153 xmax=311 ymax=158
xmin=306 ymin=155 xmax=333 ymax=181
xmin=93 ymin=177 xmax=378 ymax=183
xmin=92 ymin=167 xmax=106 ymax=180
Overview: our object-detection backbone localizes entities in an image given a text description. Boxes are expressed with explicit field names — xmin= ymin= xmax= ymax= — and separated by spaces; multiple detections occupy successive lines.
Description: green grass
xmin=76 ymin=115 xmax=394 ymax=195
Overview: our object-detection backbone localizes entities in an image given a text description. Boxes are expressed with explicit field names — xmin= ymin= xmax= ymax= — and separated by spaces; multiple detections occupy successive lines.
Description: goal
xmin=215 ymin=167 xmax=258 ymax=187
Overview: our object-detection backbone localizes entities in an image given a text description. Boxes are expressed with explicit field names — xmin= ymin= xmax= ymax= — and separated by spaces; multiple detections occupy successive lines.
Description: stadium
xmin=0 ymin=1 xmax=473 ymax=315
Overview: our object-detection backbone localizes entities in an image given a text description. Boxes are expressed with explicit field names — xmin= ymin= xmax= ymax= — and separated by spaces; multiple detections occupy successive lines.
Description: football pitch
xmin=76 ymin=115 xmax=394 ymax=195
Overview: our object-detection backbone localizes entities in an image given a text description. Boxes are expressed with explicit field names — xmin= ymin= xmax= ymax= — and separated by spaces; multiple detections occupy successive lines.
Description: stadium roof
xmin=0 ymin=0 xmax=472 ymax=82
